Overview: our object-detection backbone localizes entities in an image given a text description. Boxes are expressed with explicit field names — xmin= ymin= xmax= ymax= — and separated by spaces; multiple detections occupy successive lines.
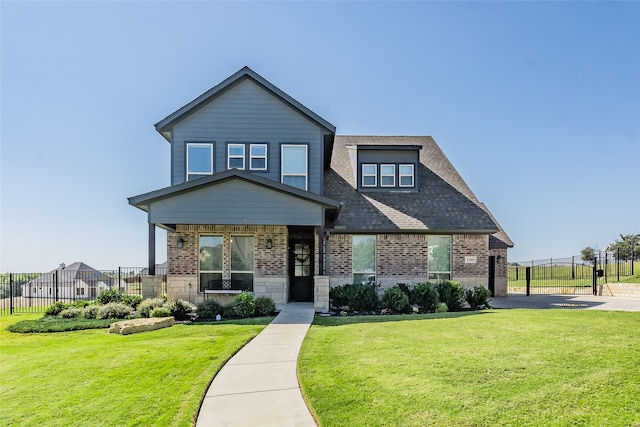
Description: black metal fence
xmin=0 ymin=267 xmax=167 ymax=315
xmin=508 ymin=252 xmax=637 ymax=296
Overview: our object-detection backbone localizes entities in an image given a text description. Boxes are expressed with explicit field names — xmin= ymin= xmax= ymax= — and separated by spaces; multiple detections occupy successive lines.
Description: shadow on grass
xmin=186 ymin=316 xmax=275 ymax=326
xmin=313 ymin=310 xmax=490 ymax=327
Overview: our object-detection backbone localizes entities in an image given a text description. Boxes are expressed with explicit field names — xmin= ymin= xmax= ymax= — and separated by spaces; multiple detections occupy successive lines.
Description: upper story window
xmin=228 ymin=144 xmax=245 ymax=170
xmin=359 ymin=163 xmax=415 ymax=189
xmin=281 ymin=144 xmax=307 ymax=191
xmin=399 ymin=164 xmax=414 ymax=187
xmin=250 ymin=144 xmax=268 ymax=170
xmin=380 ymin=164 xmax=396 ymax=187
xmin=362 ymin=164 xmax=377 ymax=187
xmin=186 ymin=143 xmax=213 ymax=181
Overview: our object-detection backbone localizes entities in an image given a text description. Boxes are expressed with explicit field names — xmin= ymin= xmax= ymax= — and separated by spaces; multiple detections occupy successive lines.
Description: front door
xmin=488 ymin=256 xmax=496 ymax=297
xmin=289 ymin=239 xmax=314 ymax=302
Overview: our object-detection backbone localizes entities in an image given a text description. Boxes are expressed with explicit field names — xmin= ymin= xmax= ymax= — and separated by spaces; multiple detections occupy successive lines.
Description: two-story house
xmin=128 ymin=66 xmax=513 ymax=311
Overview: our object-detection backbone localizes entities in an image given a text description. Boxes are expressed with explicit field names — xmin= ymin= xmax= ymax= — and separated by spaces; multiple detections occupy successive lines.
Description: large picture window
xmin=186 ymin=143 xmax=213 ymax=181
xmin=231 ymin=236 xmax=254 ymax=291
xmin=353 ymin=235 xmax=376 ymax=284
xmin=199 ymin=235 xmax=223 ymax=292
xmin=428 ymin=235 xmax=451 ymax=281
xmin=281 ymin=145 xmax=307 ymax=190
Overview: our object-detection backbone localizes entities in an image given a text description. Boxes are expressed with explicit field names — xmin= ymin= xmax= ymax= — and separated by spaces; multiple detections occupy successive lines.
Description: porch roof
xmin=128 ymin=169 xmax=342 ymax=230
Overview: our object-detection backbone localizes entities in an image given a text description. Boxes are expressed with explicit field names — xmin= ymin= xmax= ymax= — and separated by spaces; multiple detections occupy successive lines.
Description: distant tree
xmin=608 ymin=234 xmax=640 ymax=260
xmin=580 ymin=246 xmax=596 ymax=263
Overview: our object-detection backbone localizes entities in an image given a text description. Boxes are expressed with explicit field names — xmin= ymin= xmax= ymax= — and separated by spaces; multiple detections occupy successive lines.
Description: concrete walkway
xmin=196 ymin=303 xmax=316 ymax=427
xmin=491 ymin=294 xmax=640 ymax=311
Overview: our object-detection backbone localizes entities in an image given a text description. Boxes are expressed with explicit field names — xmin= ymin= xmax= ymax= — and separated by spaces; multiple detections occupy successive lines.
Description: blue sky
xmin=1 ymin=1 xmax=639 ymax=272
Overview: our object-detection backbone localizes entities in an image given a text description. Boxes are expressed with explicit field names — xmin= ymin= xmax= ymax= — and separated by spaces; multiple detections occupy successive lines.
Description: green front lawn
xmin=299 ymin=310 xmax=640 ymax=426
xmin=0 ymin=314 xmax=269 ymax=426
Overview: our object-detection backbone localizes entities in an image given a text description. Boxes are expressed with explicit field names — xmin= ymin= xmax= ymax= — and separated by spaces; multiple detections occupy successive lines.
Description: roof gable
xmin=154 ymin=66 xmax=336 ymax=141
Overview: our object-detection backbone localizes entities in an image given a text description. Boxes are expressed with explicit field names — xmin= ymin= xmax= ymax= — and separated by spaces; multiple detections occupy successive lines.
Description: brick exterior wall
xmin=328 ymin=233 xmax=497 ymax=291
xmin=167 ymin=225 xmax=289 ymax=305
xmin=452 ymin=234 xmax=489 ymax=288
xmin=490 ymin=247 xmax=508 ymax=296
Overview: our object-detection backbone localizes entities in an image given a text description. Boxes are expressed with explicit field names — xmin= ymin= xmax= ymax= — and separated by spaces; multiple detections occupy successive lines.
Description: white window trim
xmin=361 ymin=164 xmax=377 ymax=187
xmin=249 ymin=143 xmax=268 ymax=171
xmin=380 ymin=164 xmax=396 ymax=187
xmin=199 ymin=235 xmax=224 ymax=292
xmin=186 ymin=143 xmax=213 ymax=180
xmin=352 ymin=235 xmax=376 ymax=283
xmin=399 ymin=164 xmax=415 ymax=187
xmin=281 ymin=144 xmax=308 ymax=191
xmin=227 ymin=144 xmax=246 ymax=170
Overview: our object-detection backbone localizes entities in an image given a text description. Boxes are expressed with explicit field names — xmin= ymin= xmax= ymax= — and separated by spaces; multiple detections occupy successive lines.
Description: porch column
xmin=148 ymin=223 xmax=156 ymax=276
xmin=317 ymin=226 xmax=324 ymax=275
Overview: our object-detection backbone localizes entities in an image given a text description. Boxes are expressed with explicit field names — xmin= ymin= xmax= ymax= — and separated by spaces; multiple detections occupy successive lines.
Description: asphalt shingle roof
xmin=325 ymin=136 xmax=512 ymax=244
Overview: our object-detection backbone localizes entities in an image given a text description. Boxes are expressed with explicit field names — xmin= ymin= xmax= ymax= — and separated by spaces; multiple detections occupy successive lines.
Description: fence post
xmin=571 ymin=256 xmax=575 ymax=280
xmin=592 ymin=256 xmax=597 ymax=295
xmin=525 ymin=267 xmax=531 ymax=296
xmin=55 ymin=270 xmax=59 ymax=302
xmin=9 ymin=273 xmax=14 ymax=315
xmin=118 ymin=267 xmax=122 ymax=292
xmin=617 ymin=247 xmax=620 ymax=282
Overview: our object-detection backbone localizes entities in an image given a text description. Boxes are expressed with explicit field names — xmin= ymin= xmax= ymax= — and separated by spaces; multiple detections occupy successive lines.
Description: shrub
xmin=97 ymin=302 xmax=132 ymax=319
xmin=82 ymin=305 xmax=100 ymax=319
xmin=150 ymin=306 xmax=172 ymax=318
xmin=412 ymin=283 xmax=439 ymax=312
xmin=58 ymin=307 xmax=83 ymax=319
xmin=137 ymin=298 xmax=165 ymax=318
xmin=435 ymin=281 xmax=465 ymax=311
xmin=381 ymin=286 xmax=411 ymax=313
xmin=96 ymin=289 xmax=124 ymax=305
xmin=330 ymin=283 xmax=379 ymax=312
xmin=234 ymin=293 xmax=256 ymax=318
xmin=165 ymin=299 xmax=195 ymax=321
xmin=121 ymin=294 xmax=143 ymax=310
xmin=71 ymin=300 xmax=91 ymax=309
xmin=196 ymin=299 xmax=224 ymax=320
xmin=45 ymin=301 xmax=70 ymax=316
xmin=222 ymin=303 xmax=237 ymax=319
xmin=465 ymin=286 xmax=492 ymax=310
xmin=436 ymin=302 xmax=448 ymax=313
xmin=254 ymin=296 xmax=276 ymax=316
xmin=397 ymin=283 xmax=415 ymax=304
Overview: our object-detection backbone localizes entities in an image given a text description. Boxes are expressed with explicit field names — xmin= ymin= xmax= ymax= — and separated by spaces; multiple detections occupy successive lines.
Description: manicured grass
xmin=7 ymin=316 xmax=115 ymax=333
xmin=1 ymin=314 xmax=270 ymax=426
xmin=299 ymin=310 xmax=640 ymax=426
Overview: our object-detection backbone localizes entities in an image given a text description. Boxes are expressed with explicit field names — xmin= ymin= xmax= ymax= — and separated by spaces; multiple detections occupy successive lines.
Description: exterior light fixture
xmin=177 ymin=238 xmax=185 ymax=249
xmin=266 ymin=238 xmax=273 ymax=249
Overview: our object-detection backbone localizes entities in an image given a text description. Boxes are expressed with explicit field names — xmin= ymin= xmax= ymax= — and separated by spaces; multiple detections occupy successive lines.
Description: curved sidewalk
xmin=196 ymin=303 xmax=317 ymax=427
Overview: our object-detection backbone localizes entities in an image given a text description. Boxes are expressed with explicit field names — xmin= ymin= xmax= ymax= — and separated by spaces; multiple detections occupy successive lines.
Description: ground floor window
xmin=199 ymin=235 xmax=223 ymax=292
xmin=353 ymin=235 xmax=376 ymax=284
xmin=231 ymin=236 xmax=254 ymax=291
xmin=428 ymin=235 xmax=451 ymax=281
xmin=76 ymin=287 xmax=85 ymax=296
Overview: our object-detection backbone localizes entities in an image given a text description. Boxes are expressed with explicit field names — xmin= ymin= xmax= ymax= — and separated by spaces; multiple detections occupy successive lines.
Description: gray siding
xmin=358 ymin=150 xmax=418 ymax=164
xmin=171 ymin=79 xmax=325 ymax=194
xmin=148 ymin=180 xmax=325 ymax=225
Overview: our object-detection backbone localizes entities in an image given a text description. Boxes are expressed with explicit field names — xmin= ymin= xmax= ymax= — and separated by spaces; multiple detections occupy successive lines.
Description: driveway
xmin=491 ymin=294 xmax=640 ymax=312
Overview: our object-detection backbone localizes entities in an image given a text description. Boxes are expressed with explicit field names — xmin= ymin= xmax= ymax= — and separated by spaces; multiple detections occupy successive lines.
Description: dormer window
xmin=362 ymin=164 xmax=377 ymax=187
xmin=380 ymin=165 xmax=396 ymax=187
xmin=228 ymin=144 xmax=245 ymax=169
xmin=399 ymin=164 xmax=414 ymax=187
xmin=186 ymin=143 xmax=213 ymax=181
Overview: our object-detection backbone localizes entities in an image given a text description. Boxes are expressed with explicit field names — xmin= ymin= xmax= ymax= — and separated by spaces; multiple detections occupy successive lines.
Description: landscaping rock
xmin=109 ymin=317 xmax=174 ymax=335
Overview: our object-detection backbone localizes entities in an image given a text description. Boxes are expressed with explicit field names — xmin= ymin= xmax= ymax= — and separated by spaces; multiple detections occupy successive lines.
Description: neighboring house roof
xmin=140 ymin=261 xmax=167 ymax=276
xmin=325 ymin=136 xmax=503 ymax=235
xmin=26 ymin=262 xmax=112 ymax=286
xmin=154 ymin=66 xmax=336 ymax=141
